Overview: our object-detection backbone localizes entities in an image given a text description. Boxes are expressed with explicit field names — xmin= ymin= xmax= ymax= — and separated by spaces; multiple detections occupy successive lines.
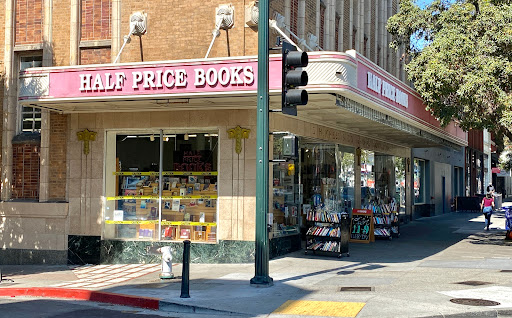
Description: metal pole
xmin=158 ymin=130 xmax=163 ymax=240
xmin=180 ymin=240 xmax=191 ymax=298
xmin=250 ymin=0 xmax=273 ymax=287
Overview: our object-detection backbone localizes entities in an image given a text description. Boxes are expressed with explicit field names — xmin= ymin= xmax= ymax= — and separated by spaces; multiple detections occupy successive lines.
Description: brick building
xmin=1 ymin=0 xmax=467 ymax=265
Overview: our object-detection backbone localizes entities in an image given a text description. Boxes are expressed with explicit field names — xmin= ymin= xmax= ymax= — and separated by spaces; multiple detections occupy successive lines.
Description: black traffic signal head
xmin=282 ymin=41 xmax=308 ymax=116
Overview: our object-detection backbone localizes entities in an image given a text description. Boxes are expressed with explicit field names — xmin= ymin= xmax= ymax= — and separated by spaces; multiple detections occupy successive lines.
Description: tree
xmin=387 ymin=0 xmax=512 ymax=154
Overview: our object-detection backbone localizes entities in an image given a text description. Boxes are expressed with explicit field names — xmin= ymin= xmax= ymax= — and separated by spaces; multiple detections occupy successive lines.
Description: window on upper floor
xmin=18 ymin=55 xmax=43 ymax=133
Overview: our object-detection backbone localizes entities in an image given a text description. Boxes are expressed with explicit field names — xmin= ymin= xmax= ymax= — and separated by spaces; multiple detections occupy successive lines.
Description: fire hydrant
xmin=157 ymin=246 xmax=174 ymax=279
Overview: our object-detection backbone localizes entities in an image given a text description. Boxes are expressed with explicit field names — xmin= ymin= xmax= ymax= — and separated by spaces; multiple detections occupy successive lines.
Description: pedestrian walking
xmin=481 ymin=192 xmax=494 ymax=230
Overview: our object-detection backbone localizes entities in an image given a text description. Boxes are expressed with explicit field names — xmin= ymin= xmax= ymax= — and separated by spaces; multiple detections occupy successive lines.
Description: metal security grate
xmin=450 ymin=298 xmax=500 ymax=306
xmin=339 ymin=287 xmax=374 ymax=292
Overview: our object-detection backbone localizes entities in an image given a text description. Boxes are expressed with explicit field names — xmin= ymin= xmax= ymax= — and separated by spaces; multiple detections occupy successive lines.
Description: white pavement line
xmin=439 ymin=286 xmax=512 ymax=309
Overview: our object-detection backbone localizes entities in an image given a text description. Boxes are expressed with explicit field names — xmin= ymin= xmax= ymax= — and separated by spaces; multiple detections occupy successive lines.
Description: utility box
xmin=282 ymin=135 xmax=298 ymax=158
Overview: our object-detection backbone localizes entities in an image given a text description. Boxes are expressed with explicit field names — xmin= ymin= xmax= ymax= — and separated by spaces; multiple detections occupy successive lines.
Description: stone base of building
xmin=68 ymin=235 xmax=101 ymax=265
xmin=100 ymin=239 xmax=256 ymax=264
xmin=0 ymin=248 xmax=67 ymax=265
xmin=0 ymin=236 xmax=303 ymax=265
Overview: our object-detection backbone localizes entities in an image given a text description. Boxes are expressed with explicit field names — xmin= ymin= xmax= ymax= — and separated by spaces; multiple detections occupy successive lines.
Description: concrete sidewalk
xmin=1 ymin=209 xmax=511 ymax=318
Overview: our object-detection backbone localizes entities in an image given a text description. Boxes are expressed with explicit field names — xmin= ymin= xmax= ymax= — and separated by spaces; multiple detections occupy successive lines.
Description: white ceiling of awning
xmin=21 ymin=91 xmax=461 ymax=149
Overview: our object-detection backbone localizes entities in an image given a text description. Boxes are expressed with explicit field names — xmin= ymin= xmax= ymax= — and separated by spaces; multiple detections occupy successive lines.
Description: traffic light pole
xmin=250 ymin=0 xmax=273 ymax=287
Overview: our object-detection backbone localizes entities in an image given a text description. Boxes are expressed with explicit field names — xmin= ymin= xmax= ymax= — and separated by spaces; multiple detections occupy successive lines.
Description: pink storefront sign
xmin=356 ymin=54 xmax=466 ymax=142
xmin=47 ymin=59 xmax=282 ymax=99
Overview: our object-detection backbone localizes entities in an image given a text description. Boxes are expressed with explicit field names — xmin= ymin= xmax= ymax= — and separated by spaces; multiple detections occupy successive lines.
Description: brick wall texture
xmin=290 ymin=0 xmax=299 ymax=35
xmin=305 ymin=0 xmax=316 ymax=45
xmin=81 ymin=0 xmax=111 ymax=41
xmin=52 ymin=0 xmax=71 ymax=66
xmin=49 ymin=113 xmax=68 ymax=200
xmin=80 ymin=47 xmax=111 ymax=64
xmin=15 ymin=0 xmax=44 ymax=45
xmin=319 ymin=3 xmax=325 ymax=48
xmin=12 ymin=143 xmax=40 ymax=199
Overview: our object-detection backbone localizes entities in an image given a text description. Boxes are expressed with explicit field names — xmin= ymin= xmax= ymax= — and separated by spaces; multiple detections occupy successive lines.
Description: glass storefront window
xmin=302 ymin=143 xmax=337 ymax=210
xmin=337 ymin=146 xmax=355 ymax=213
xmin=104 ymin=131 xmax=218 ymax=243
xmin=414 ymin=158 xmax=425 ymax=204
xmin=270 ymin=137 xmax=355 ymax=238
xmin=360 ymin=150 xmax=375 ymax=207
xmin=361 ymin=151 xmax=403 ymax=213
xmin=394 ymin=157 xmax=406 ymax=214
xmin=271 ymin=135 xmax=300 ymax=238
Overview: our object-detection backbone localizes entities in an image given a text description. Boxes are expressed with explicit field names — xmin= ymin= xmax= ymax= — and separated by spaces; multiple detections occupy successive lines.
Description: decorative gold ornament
xmin=77 ymin=129 xmax=97 ymax=155
xmin=227 ymin=126 xmax=251 ymax=154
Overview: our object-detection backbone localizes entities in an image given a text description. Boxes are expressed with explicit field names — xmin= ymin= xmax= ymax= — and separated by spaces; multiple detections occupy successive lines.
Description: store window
xmin=301 ymin=142 xmax=354 ymax=214
xmin=360 ymin=150 xmax=375 ymax=207
xmin=414 ymin=159 xmax=425 ymax=204
xmin=19 ymin=55 xmax=43 ymax=132
xmin=361 ymin=151 xmax=403 ymax=213
xmin=104 ymin=131 xmax=218 ymax=243
xmin=337 ymin=146 xmax=355 ymax=213
xmin=394 ymin=157 xmax=406 ymax=214
xmin=271 ymin=137 xmax=355 ymax=239
xmin=271 ymin=134 xmax=301 ymax=238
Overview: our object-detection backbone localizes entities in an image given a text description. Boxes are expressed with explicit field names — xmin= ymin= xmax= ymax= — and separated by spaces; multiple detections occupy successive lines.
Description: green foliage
xmin=388 ymin=0 xmax=512 ymax=152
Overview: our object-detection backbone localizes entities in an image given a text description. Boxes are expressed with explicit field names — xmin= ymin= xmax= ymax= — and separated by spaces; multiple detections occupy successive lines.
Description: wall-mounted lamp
xmin=150 ymin=134 xmax=155 ymax=142
xmin=164 ymin=137 xmax=169 ymax=142
xmin=184 ymin=134 xmax=189 ymax=141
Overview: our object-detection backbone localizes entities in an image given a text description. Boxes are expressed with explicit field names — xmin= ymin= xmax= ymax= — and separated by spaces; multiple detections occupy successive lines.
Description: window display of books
xmin=111 ymin=171 xmax=218 ymax=243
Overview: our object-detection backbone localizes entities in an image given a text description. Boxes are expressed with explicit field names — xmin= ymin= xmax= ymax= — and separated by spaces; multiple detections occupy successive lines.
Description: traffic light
xmin=281 ymin=41 xmax=308 ymax=116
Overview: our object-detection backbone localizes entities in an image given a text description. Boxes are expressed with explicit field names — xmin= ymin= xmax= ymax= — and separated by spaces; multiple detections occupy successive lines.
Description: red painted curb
xmin=0 ymin=288 xmax=160 ymax=310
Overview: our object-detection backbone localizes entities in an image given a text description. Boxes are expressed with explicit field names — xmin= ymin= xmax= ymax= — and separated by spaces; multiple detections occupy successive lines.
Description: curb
xmin=159 ymin=300 xmax=248 ymax=316
xmin=0 ymin=288 xmax=159 ymax=310
xmin=419 ymin=308 xmax=512 ymax=318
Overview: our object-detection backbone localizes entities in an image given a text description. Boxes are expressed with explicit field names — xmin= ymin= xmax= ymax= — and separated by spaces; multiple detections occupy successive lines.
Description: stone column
xmin=2 ymin=0 xmax=15 ymax=201
xmin=379 ymin=0 xmax=386 ymax=67
xmin=39 ymin=0 xmax=53 ymax=202
xmin=349 ymin=0 xmax=354 ymax=49
xmin=327 ymin=0 xmax=336 ymax=50
xmin=387 ymin=0 xmax=392 ymax=73
xmin=374 ymin=0 xmax=379 ymax=63
xmin=111 ymin=0 xmax=121 ymax=62
xmin=354 ymin=148 xmax=361 ymax=209
xmin=298 ymin=0 xmax=306 ymax=41
xmin=70 ymin=0 xmax=79 ymax=65
xmin=358 ymin=0 xmax=364 ymax=53
xmin=364 ymin=0 xmax=370 ymax=57
xmin=338 ymin=0 xmax=344 ymax=51
xmin=285 ymin=0 xmax=291 ymax=34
